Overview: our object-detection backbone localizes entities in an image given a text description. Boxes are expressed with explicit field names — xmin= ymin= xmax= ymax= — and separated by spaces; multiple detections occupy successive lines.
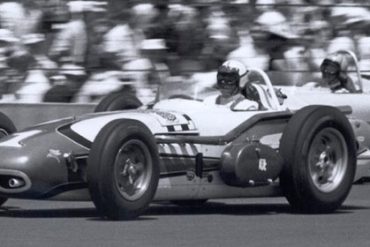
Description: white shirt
xmin=103 ymin=24 xmax=141 ymax=64
xmin=49 ymin=19 xmax=87 ymax=64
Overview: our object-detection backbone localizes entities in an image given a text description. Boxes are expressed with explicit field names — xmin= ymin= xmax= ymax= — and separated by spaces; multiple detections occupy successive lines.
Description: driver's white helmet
xmin=322 ymin=52 xmax=349 ymax=72
xmin=218 ymin=60 xmax=248 ymax=88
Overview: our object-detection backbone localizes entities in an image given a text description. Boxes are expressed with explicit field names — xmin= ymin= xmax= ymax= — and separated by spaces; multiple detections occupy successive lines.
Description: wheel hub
xmin=121 ymin=159 xmax=144 ymax=185
xmin=308 ymin=127 xmax=348 ymax=193
xmin=316 ymin=150 xmax=334 ymax=184
xmin=114 ymin=139 xmax=152 ymax=201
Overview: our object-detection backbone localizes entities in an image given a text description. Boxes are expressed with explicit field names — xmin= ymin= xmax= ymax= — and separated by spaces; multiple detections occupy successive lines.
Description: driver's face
xmin=217 ymin=72 xmax=239 ymax=97
xmin=321 ymin=62 xmax=341 ymax=88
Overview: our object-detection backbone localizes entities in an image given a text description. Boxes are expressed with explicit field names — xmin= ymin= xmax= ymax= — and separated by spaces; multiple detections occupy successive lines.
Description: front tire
xmin=279 ymin=105 xmax=356 ymax=213
xmin=0 ymin=112 xmax=16 ymax=207
xmin=87 ymin=119 xmax=159 ymax=220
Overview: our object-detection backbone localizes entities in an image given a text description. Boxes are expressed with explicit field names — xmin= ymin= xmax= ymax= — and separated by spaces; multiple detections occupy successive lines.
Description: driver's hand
xmin=274 ymin=88 xmax=287 ymax=105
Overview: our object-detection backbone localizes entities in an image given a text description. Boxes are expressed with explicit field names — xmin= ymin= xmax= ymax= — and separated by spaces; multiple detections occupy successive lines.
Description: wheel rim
xmin=308 ymin=127 xmax=348 ymax=193
xmin=114 ymin=139 xmax=152 ymax=201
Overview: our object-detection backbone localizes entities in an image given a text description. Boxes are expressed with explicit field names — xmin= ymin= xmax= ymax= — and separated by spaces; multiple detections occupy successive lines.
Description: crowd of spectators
xmin=0 ymin=0 xmax=369 ymax=103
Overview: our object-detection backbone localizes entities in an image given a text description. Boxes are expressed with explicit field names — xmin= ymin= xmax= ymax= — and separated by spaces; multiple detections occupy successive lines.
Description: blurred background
xmin=0 ymin=0 xmax=369 ymax=103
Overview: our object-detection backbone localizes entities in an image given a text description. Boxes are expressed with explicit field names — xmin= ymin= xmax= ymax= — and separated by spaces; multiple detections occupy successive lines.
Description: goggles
xmin=320 ymin=59 xmax=340 ymax=75
xmin=217 ymin=72 xmax=239 ymax=87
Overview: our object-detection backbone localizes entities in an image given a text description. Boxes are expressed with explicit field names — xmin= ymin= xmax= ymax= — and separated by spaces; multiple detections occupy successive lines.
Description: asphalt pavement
xmin=1 ymin=184 xmax=370 ymax=247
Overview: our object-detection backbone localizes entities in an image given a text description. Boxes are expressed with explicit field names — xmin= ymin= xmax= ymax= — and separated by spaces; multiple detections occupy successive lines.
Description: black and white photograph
xmin=0 ymin=0 xmax=370 ymax=246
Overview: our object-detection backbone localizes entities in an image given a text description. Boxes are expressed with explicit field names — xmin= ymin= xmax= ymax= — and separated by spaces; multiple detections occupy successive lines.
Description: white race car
xmin=0 ymin=51 xmax=368 ymax=220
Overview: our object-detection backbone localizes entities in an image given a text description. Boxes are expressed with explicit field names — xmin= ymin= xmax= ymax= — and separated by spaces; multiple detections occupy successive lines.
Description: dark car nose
xmin=0 ymin=145 xmax=69 ymax=198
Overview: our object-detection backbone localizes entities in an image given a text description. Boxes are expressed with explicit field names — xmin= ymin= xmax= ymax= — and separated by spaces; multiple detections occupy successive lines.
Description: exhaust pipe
xmin=8 ymin=178 xmax=25 ymax=188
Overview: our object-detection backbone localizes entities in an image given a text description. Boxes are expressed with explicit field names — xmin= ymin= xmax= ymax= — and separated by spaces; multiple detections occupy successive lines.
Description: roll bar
xmin=246 ymin=68 xmax=284 ymax=111
xmin=335 ymin=49 xmax=363 ymax=92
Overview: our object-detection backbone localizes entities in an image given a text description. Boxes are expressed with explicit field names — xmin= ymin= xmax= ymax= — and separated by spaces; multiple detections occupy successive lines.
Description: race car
xmin=0 ymin=51 xmax=368 ymax=220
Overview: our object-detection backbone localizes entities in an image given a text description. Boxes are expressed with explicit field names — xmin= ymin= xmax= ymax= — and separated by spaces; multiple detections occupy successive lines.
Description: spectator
xmin=101 ymin=9 xmax=143 ymax=70
xmin=0 ymin=29 xmax=19 ymax=98
xmin=22 ymin=33 xmax=57 ymax=75
xmin=202 ymin=5 xmax=239 ymax=70
xmin=228 ymin=9 xmax=302 ymax=85
xmin=253 ymin=10 xmax=298 ymax=69
xmin=15 ymin=33 xmax=61 ymax=103
xmin=304 ymin=20 xmax=332 ymax=68
xmin=227 ymin=30 xmax=270 ymax=70
xmin=83 ymin=1 xmax=108 ymax=71
xmin=0 ymin=0 xmax=43 ymax=38
xmin=20 ymin=0 xmax=44 ymax=35
xmin=0 ymin=1 xmax=24 ymax=37
xmin=140 ymin=38 xmax=170 ymax=86
xmin=169 ymin=4 xmax=206 ymax=72
xmin=145 ymin=0 xmax=176 ymax=53
xmin=49 ymin=0 xmax=88 ymax=66
xmin=326 ymin=4 xmax=364 ymax=54
xmin=131 ymin=3 xmax=158 ymax=35
xmin=114 ymin=38 xmax=170 ymax=105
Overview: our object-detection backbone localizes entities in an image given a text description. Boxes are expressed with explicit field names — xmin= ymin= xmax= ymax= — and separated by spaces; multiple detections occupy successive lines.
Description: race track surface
xmin=1 ymin=184 xmax=370 ymax=247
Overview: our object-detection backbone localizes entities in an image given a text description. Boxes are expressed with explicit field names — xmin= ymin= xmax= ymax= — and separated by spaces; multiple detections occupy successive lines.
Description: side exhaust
xmin=0 ymin=169 xmax=31 ymax=193
xmin=8 ymin=178 xmax=25 ymax=188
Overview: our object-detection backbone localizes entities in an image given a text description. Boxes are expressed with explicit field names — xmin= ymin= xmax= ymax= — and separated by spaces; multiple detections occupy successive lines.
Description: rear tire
xmin=0 ymin=112 xmax=16 ymax=207
xmin=94 ymin=92 xmax=142 ymax=112
xmin=279 ymin=105 xmax=356 ymax=213
xmin=87 ymin=119 xmax=159 ymax=220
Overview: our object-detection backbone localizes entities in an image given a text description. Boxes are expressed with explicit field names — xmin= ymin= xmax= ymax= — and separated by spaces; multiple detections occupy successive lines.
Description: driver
xmin=320 ymin=53 xmax=358 ymax=93
xmin=204 ymin=60 xmax=258 ymax=110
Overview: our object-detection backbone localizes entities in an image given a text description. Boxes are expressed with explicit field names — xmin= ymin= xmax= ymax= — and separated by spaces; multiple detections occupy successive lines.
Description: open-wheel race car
xmin=0 ymin=50 xmax=369 ymax=220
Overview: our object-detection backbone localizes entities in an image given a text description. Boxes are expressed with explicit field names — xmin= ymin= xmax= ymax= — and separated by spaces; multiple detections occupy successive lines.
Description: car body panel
xmin=0 ymin=97 xmax=293 ymax=200
xmin=281 ymin=85 xmax=370 ymax=122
